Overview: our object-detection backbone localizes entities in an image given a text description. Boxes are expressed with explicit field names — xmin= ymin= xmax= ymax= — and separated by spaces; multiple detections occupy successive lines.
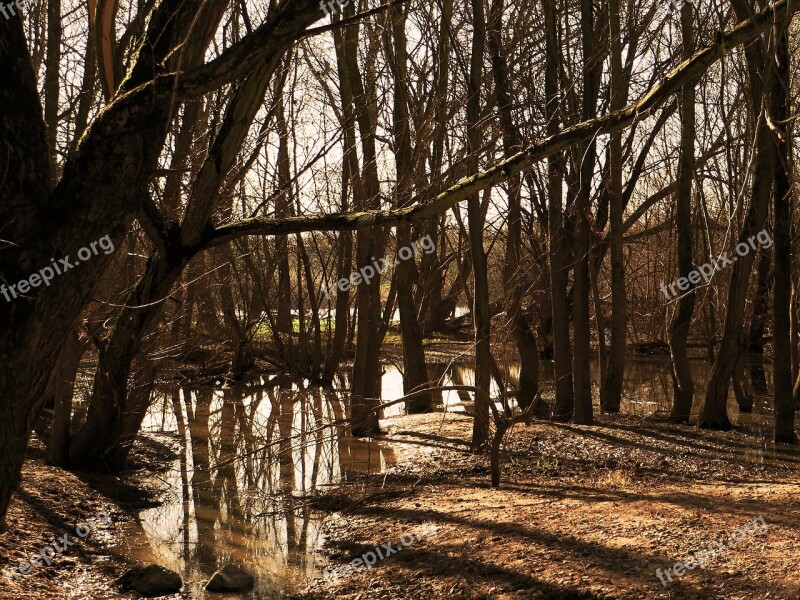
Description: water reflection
xmin=124 ymin=355 xmax=776 ymax=597
xmin=131 ymin=380 xmax=395 ymax=598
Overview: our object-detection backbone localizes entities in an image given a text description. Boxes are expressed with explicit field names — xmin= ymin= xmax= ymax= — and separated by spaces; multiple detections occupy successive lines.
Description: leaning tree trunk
xmin=669 ymin=1 xmax=697 ymax=423
xmin=68 ymin=255 xmax=186 ymax=469
xmin=106 ymin=360 xmax=158 ymax=469
xmin=700 ymin=15 xmax=774 ymax=429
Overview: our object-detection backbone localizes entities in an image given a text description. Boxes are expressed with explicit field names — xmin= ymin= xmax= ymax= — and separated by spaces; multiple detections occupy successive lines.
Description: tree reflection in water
xmin=134 ymin=377 xmax=396 ymax=598
xmin=130 ymin=356 xmax=772 ymax=597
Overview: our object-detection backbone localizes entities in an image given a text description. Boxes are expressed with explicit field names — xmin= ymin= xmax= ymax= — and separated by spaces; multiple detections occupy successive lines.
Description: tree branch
xmin=204 ymin=0 xmax=799 ymax=245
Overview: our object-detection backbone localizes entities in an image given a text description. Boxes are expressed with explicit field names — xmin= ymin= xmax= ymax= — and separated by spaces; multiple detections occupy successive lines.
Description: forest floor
xmin=2 ymin=402 xmax=799 ymax=599
xmin=0 ymin=437 xmax=170 ymax=599
xmin=297 ymin=411 xmax=800 ymax=600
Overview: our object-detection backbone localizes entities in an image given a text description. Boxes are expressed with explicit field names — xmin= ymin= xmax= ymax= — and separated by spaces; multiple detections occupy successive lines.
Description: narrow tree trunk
xmin=771 ymin=17 xmax=796 ymax=444
xmin=601 ymin=0 xmax=626 ymax=413
xmin=388 ymin=4 xmax=431 ymax=413
xmin=275 ymin=93 xmax=294 ymax=341
xmin=490 ymin=0 xmax=544 ymax=416
xmin=790 ymin=268 xmax=799 ymax=383
xmin=748 ymin=249 xmax=771 ymax=353
xmin=418 ymin=0 xmax=453 ymax=339
xmin=44 ymin=0 xmax=61 ymax=189
xmin=572 ymin=0 xmax=599 ymax=425
xmin=669 ymin=1 xmax=697 ymax=423
xmin=46 ymin=328 xmax=86 ymax=466
xmin=732 ymin=355 xmax=754 ymax=413
xmin=338 ymin=7 xmax=385 ymax=436
xmin=468 ymin=0 xmax=491 ymax=450
xmin=544 ymin=0 xmax=574 ymax=421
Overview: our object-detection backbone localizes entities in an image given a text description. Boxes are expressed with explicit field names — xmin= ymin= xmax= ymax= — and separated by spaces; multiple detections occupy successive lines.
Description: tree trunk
xmin=388 ymin=4 xmax=431 ymax=414
xmin=601 ymin=0 xmax=626 ymax=413
xmin=669 ymin=1 xmax=697 ymax=423
xmin=770 ymin=16 xmax=796 ymax=444
xmin=275 ymin=93 xmax=294 ymax=341
xmin=490 ymin=0 xmax=545 ymax=417
xmin=338 ymin=6 xmax=385 ymax=436
xmin=68 ymin=255 xmax=186 ymax=468
xmin=732 ymin=355 xmax=754 ymax=413
xmin=572 ymin=0 xmax=599 ymax=425
xmin=46 ymin=328 xmax=86 ymax=466
xmin=105 ymin=360 xmax=158 ymax=469
xmin=43 ymin=0 xmax=61 ymax=189
xmin=700 ymin=9 xmax=774 ymax=430
xmin=544 ymin=0 xmax=574 ymax=422
xmin=748 ymin=249 xmax=771 ymax=353
xmin=418 ymin=0 xmax=453 ymax=339
xmin=467 ymin=0 xmax=491 ymax=450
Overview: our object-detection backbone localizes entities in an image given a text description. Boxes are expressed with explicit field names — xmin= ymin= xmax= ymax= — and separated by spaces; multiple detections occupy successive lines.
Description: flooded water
xmin=119 ymin=355 xmax=776 ymax=597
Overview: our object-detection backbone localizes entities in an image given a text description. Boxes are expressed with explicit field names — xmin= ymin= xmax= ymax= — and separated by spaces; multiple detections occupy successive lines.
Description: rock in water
xmin=117 ymin=564 xmax=183 ymax=597
xmin=205 ymin=564 xmax=255 ymax=592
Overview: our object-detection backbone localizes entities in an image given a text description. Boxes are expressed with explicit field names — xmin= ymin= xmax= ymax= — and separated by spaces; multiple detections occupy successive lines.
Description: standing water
xmin=114 ymin=356 xmax=776 ymax=597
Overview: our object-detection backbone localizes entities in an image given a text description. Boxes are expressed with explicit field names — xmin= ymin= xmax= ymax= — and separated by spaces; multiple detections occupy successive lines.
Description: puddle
xmin=114 ymin=355 xmax=784 ymax=597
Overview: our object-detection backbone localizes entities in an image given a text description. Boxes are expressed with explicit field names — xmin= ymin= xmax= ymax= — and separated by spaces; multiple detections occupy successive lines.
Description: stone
xmin=205 ymin=564 xmax=255 ymax=593
xmin=116 ymin=564 xmax=183 ymax=597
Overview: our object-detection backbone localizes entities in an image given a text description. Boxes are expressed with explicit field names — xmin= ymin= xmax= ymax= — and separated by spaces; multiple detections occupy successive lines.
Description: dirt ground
xmin=2 ymin=410 xmax=799 ymax=599
xmin=0 ymin=438 xmax=169 ymax=599
xmin=297 ymin=412 xmax=800 ymax=600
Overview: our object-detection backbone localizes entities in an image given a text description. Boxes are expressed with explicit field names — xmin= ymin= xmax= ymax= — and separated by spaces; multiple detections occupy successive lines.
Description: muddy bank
xmin=0 ymin=436 xmax=175 ymax=599
xmin=4 ymin=406 xmax=799 ymax=599
xmin=296 ymin=412 xmax=800 ymax=600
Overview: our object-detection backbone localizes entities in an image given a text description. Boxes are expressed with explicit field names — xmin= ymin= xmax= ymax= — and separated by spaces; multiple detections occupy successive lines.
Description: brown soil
xmin=0 ymin=436 xmax=175 ymax=599
xmin=295 ymin=412 xmax=800 ymax=600
xmin=3 ymin=410 xmax=799 ymax=600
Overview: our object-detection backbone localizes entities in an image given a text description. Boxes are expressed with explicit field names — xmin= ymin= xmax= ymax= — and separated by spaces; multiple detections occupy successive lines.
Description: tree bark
xmin=467 ymin=0 xmax=491 ymax=450
xmin=387 ymin=4 xmax=431 ymax=414
xmin=572 ymin=0 xmax=600 ymax=425
xmin=668 ymin=1 xmax=697 ymax=423
xmin=770 ymin=15 xmax=796 ymax=444
xmin=544 ymin=0 xmax=574 ymax=422
xmin=601 ymin=0 xmax=626 ymax=413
